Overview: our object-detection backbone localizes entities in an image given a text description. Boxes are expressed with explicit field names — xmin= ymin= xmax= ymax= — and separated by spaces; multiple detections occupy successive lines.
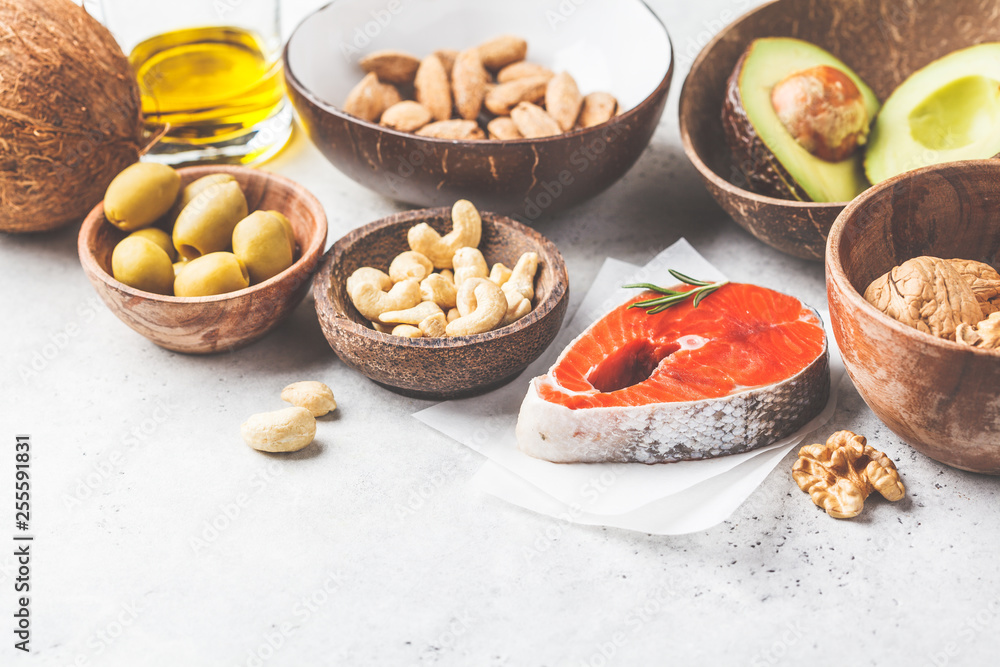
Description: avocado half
xmin=866 ymin=43 xmax=1000 ymax=185
xmin=722 ymin=38 xmax=881 ymax=202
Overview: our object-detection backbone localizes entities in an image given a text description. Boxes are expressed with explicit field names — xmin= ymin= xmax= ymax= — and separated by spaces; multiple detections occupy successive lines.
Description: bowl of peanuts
xmin=283 ymin=0 xmax=672 ymax=221
xmin=314 ymin=200 xmax=569 ymax=399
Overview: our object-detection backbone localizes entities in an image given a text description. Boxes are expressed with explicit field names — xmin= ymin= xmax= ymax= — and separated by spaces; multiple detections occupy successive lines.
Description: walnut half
xmin=957 ymin=312 xmax=1000 ymax=350
xmin=792 ymin=431 xmax=905 ymax=519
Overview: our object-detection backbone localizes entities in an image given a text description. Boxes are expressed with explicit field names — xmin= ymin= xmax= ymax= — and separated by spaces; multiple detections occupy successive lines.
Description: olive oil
xmin=129 ymin=26 xmax=284 ymax=145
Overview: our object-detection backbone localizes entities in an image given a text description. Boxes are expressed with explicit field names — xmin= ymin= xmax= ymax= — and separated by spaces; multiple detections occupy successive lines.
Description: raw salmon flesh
xmin=516 ymin=283 xmax=830 ymax=464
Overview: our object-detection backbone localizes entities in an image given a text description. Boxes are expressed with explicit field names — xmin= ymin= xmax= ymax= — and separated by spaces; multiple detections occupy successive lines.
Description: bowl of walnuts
xmin=827 ymin=160 xmax=1000 ymax=474
xmin=283 ymin=0 xmax=673 ymax=221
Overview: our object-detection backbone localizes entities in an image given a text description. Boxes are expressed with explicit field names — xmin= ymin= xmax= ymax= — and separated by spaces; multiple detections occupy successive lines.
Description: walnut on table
xmin=792 ymin=431 xmax=905 ymax=519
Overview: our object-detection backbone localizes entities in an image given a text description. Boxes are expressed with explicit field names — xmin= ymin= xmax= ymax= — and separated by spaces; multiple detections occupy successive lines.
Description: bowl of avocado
xmin=679 ymin=0 xmax=1000 ymax=261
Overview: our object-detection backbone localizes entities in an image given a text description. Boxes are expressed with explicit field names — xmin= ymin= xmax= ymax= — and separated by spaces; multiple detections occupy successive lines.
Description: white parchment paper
xmin=413 ymin=240 xmax=844 ymax=533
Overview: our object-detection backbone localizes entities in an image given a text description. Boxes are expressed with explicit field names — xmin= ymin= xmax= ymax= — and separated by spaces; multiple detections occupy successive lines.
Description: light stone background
xmin=2 ymin=0 xmax=999 ymax=665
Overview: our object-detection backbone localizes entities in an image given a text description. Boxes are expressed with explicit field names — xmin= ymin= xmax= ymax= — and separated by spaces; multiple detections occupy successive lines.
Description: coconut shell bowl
xmin=79 ymin=166 xmax=328 ymax=354
xmin=283 ymin=0 xmax=672 ymax=219
xmin=827 ymin=160 xmax=1000 ymax=474
xmin=680 ymin=0 xmax=1000 ymax=261
xmin=314 ymin=209 xmax=568 ymax=400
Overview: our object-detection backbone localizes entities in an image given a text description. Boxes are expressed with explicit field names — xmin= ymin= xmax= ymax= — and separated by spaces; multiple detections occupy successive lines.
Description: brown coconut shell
xmin=0 ymin=0 xmax=144 ymax=234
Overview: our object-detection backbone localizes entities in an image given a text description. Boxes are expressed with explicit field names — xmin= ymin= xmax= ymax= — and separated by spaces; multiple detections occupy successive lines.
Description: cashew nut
xmin=489 ymin=262 xmax=512 ymax=287
xmin=347 ymin=267 xmax=391 ymax=294
xmin=453 ymin=247 xmax=488 ymax=286
xmin=378 ymin=300 xmax=443 ymax=325
xmin=439 ymin=269 xmax=455 ymax=283
xmin=502 ymin=290 xmax=532 ymax=327
xmin=281 ymin=381 xmax=337 ymax=417
xmin=347 ymin=267 xmax=421 ymax=321
xmin=241 ymin=407 xmax=316 ymax=453
xmin=501 ymin=252 xmax=539 ymax=300
xmin=407 ymin=199 xmax=483 ymax=269
xmin=446 ymin=278 xmax=506 ymax=336
xmin=419 ymin=312 xmax=448 ymax=338
xmin=371 ymin=320 xmax=394 ymax=334
xmin=446 ymin=308 xmax=460 ymax=323
xmin=420 ymin=273 xmax=458 ymax=308
xmin=388 ymin=250 xmax=434 ymax=283
xmin=392 ymin=324 xmax=423 ymax=338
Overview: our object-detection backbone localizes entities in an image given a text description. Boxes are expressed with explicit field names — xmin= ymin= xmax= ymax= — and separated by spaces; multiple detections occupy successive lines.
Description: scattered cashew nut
xmin=347 ymin=267 xmax=421 ymax=321
xmin=453 ymin=247 xmax=488 ymax=285
xmin=420 ymin=273 xmax=458 ymax=309
xmin=407 ymin=199 xmax=483 ymax=269
xmin=389 ymin=250 xmax=434 ymax=283
xmin=392 ymin=324 xmax=423 ymax=338
xmin=446 ymin=278 xmax=507 ymax=336
xmin=379 ymin=300 xmax=443 ymax=325
xmin=241 ymin=407 xmax=316 ymax=453
xmin=280 ymin=381 xmax=337 ymax=417
xmin=419 ymin=312 xmax=448 ymax=337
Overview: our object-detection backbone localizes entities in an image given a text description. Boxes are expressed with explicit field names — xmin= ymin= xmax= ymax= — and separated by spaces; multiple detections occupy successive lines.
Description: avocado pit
xmin=770 ymin=65 xmax=869 ymax=163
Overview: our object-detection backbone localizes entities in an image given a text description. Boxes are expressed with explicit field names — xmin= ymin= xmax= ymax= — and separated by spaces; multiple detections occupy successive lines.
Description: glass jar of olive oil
xmin=96 ymin=0 xmax=292 ymax=166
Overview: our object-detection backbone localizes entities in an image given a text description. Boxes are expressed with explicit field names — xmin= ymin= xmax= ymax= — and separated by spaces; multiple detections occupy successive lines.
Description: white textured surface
xmin=2 ymin=0 xmax=999 ymax=665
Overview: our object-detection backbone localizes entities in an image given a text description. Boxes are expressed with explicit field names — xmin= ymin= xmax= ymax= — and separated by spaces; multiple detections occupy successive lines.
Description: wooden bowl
xmin=827 ymin=160 xmax=1000 ymax=474
xmin=78 ymin=166 xmax=328 ymax=354
xmin=314 ymin=208 xmax=569 ymax=399
xmin=283 ymin=0 xmax=672 ymax=220
xmin=679 ymin=0 xmax=1000 ymax=261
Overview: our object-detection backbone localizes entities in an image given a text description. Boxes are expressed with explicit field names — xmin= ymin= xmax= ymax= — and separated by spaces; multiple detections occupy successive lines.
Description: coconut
xmin=0 ymin=0 xmax=144 ymax=233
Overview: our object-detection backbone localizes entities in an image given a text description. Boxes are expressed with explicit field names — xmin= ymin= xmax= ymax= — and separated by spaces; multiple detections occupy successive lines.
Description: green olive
xmin=169 ymin=174 xmax=237 ymax=221
xmin=265 ymin=210 xmax=297 ymax=256
xmin=111 ymin=236 xmax=175 ymax=295
xmin=127 ymin=227 xmax=177 ymax=261
xmin=172 ymin=181 xmax=248 ymax=261
xmin=174 ymin=252 xmax=250 ymax=297
xmin=104 ymin=163 xmax=181 ymax=232
xmin=173 ymin=260 xmax=188 ymax=278
xmin=232 ymin=212 xmax=295 ymax=283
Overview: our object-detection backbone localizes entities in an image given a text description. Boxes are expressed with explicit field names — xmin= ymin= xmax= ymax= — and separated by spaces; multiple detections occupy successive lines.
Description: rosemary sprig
xmin=624 ymin=270 xmax=728 ymax=314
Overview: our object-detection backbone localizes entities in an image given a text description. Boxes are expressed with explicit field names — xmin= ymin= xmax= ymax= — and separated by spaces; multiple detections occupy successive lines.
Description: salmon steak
xmin=516 ymin=283 xmax=830 ymax=464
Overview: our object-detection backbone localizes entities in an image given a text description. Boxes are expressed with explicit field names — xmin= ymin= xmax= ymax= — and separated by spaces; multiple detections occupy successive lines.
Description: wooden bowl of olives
xmin=78 ymin=165 xmax=328 ymax=354
xmin=679 ymin=0 xmax=1000 ymax=261
xmin=313 ymin=207 xmax=569 ymax=400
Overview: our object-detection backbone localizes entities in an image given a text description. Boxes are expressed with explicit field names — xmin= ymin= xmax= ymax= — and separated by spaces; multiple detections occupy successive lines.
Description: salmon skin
xmin=516 ymin=283 xmax=830 ymax=464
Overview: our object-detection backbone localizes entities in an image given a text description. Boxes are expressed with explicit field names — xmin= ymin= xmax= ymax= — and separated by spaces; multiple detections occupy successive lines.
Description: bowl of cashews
xmin=314 ymin=200 xmax=569 ymax=399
